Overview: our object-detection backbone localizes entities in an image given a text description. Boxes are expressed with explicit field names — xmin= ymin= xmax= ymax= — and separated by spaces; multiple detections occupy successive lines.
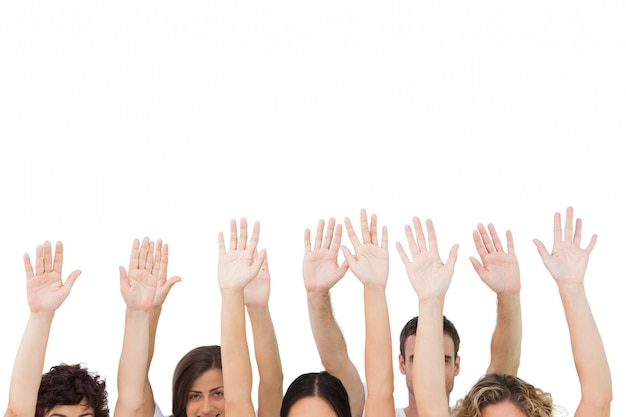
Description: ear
xmin=399 ymin=354 xmax=407 ymax=375
xmin=454 ymin=355 xmax=461 ymax=376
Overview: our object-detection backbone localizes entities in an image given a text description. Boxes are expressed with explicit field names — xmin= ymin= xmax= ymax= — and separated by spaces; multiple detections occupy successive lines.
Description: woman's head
xmin=455 ymin=373 xmax=553 ymax=417
xmin=172 ymin=346 xmax=223 ymax=417
xmin=36 ymin=364 xmax=109 ymax=417
xmin=280 ymin=372 xmax=351 ymax=417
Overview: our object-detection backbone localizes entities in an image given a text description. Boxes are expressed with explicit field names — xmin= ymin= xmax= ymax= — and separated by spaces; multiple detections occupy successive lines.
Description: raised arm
xmin=469 ymin=223 xmax=522 ymax=375
xmin=341 ymin=209 xmax=393 ymax=417
xmin=533 ymin=207 xmax=612 ymax=417
xmin=218 ymin=219 xmax=265 ymax=417
xmin=5 ymin=241 xmax=81 ymax=417
xmin=115 ymin=238 xmax=163 ymax=417
xmin=303 ymin=218 xmax=364 ymax=417
xmin=244 ymin=252 xmax=283 ymax=417
xmin=396 ymin=218 xmax=458 ymax=417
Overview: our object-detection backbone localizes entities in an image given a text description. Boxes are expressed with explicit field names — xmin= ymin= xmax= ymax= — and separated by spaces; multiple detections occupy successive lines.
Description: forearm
xmin=307 ymin=291 xmax=364 ymax=417
xmin=363 ymin=285 xmax=394 ymax=416
xmin=247 ymin=306 xmax=283 ymax=417
xmin=414 ymin=298 xmax=450 ymax=417
xmin=221 ymin=291 xmax=255 ymax=417
xmin=559 ymin=284 xmax=612 ymax=415
xmin=486 ymin=291 xmax=522 ymax=375
xmin=7 ymin=312 xmax=54 ymax=417
xmin=116 ymin=308 xmax=151 ymax=416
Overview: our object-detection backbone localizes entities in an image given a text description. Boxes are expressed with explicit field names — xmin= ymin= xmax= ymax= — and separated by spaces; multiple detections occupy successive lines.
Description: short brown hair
xmin=36 ymin=364 xmax=109 ymax=417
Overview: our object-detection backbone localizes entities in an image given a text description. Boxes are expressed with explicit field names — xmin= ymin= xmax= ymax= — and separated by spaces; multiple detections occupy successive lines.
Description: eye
xmin=212 ymin=391 xmax=224 ymax=398
xmin=189 ymin=393 xmax=202 ymax=401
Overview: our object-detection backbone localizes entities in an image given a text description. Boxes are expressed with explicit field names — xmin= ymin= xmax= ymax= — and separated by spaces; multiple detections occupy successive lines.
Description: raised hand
xmin=470 ymin=223 xmax=521 ymax=295
xmin=119 ymin=237 xmax=159 ymax=312
xmin=303 ymin=218 xmax=349 ymax=293
xmin=218 ymin=218 xmax=266 ymax=291
xmin=24 ymin=241 xmax=81 ymax=313
xmin=396 ymin=217 xmax=459 ymax=301
xmin=341 ymin=209 xmax=389 ymax=287
xmin=152 ymin=240 xmax=181 ymax=308
xmin=533 ymin=207 xmax=597 ymax=287
xmin=244 ymin=252 xmax=271 ymax=308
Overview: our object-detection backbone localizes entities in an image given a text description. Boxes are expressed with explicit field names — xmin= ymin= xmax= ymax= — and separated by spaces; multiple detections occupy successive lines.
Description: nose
xmin=201 ymin=397 xmax=214 ymax=414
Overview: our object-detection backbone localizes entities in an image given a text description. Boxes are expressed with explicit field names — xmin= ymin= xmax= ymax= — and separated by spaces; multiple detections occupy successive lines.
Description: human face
xmin=44 ymin=401 xmax=94 ymax=417
xmin=286 ymin=396 xmax=337 ymax=417
xmin=482 ymin=400 xmax=526 ymax=417
xmin=399 ymin=333 xmax=460 ymax=397
xmin=186 ymin=369 xmax=225 ymax=417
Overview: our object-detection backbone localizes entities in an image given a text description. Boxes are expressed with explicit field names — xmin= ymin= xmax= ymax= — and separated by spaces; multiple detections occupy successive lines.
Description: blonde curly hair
xmin=454 ymin=374 xmax=553 ymax=417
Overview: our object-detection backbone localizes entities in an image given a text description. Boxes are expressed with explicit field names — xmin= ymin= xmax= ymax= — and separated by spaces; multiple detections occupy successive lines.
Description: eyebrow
xmin=209 ymin=386 xmax=224 ymax=393
xmin=49 ymin=413 xmax=94 ymax=417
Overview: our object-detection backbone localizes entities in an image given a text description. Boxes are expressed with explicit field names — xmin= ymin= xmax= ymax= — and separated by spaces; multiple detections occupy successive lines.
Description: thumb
xmin=119 ymin=266 xmax=128 ymax=285
xmin=532 ymin=239 xmax=550 ymax=262
xmin=340 ymin=245 xmax=356 ymax=266
xmin=469 ymin=257 xmax=484 ymax=276
xmin=445 ymin=244 xmax=459 ymax=268
xmin=64 ymin=270 xmax=82 ymax=291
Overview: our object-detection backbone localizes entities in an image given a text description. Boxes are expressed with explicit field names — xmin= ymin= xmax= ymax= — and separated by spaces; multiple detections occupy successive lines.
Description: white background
xmin=1 ymin=1 xmax=624 ymax=416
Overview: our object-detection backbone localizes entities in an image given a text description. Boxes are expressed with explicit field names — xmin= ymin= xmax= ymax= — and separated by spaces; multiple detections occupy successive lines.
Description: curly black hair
xmin=36 ymin=364 xmax=109 ymax=417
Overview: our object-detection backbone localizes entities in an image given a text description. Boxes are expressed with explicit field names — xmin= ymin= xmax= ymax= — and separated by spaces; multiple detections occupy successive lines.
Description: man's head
xmin=398 ymin=316 xmax=461 ymax=398
xmin=36 ymin=364 xmax=109 ymax=417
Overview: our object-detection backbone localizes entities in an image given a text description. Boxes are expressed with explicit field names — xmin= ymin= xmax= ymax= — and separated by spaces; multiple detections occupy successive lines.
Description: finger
xmin=146 ymin=240 xmax=155 ymax=273
xmin=553 ymin=212 xmax=562 ymax=243
xmin=404 ymin=224 xmax=419 ymax=258
xmin=413 ymin=217 xmax=427 ymax=253
xmin=24 ymin=253 xmax=34 ymax=279
xmin=330 ymin=224 xmax=343 ymax=253
xmin=472 ymin=229 xmax=488 ymax=259
xmin=506 ymin=230 xmax=515 ymax=254
xmin=564 ymin=207 xmax=574 ymax=241
xmin=488 ymin=224 xmax=504 ymax=252
xmin=477 ymin=223 xmax=494 ymax=253
xmin=161 ymin=276 xmax=182 ymax=295
xmin=247 ymin=221 xmax=260 ymax=253
xmin=573 ymin=218 xmax=583 ymax=245
xmin=35 ymin=244 xmax=44 ymax=275
xmin=262 ymin=253 xmax=270 ymax=274
xmin=249 ymin=248 xmax=266 ymax=276
xmin=585 ymin=234 xmax=598 ymax=253
xmin=43 ymin=241 xmax=52 ymax=272
xmin=425 ymin=219 xmax=439 ymax=254
xmin=139 ymin=237 xmax=150 ymax=270
xmin=469 ymin=256 xmax=485 ymax=276
xmin=445 ymin=244 xmax=459 ymax=268
xmin=63 ymin=270 xmax=82 ymax=292
xmin=128 ymin=239 xmax=140 ymax=271
xmin=380 ymin=225 xmax=388 ymax=250
xmin=344 ymin=217 xmax=361 ymax=249
xmin=314 ymin=219 xmax=324 ymax=250
xmin=533 ymin=239 xmax=550 ymax=262
xmin=396 ymin=242 xmax=411 ymax=266
xmin=239 ymin=218 xmax=248 ymax=250
xmin=322 ymin=218 xmax=335 ymax=249
xmin=370 ymin=213 xmax=379 ymax=246
xmin=218 ymin=232 xmax=226 ymax=255
xmin=229 ymin=219 xmax=238 ymax=251
xmin=158 ymin=242 xmax=169 ymax=282
xmin=360 ymin=209 xmax=371 ymax=244
xmin=119 ymin=266 xmax=128 ymax=285
xmin=337 ymin=259 xmax=349 ymax=279
xmin=53 ymin=241 xmax=64 ymax=275
xmin=340 ymin=245 xmax=357 ymax=267
xmin=304 ymin=228 xmax=312 ymax=254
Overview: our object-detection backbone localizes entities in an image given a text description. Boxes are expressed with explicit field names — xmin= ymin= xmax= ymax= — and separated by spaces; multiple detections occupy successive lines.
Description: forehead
xmin=45 ymin=402 xmax=94 ymax=417
xmin=287 ymin=396 xmax=336 ymax=417
xmin=190 ymin=368 xmax=224 ymax=391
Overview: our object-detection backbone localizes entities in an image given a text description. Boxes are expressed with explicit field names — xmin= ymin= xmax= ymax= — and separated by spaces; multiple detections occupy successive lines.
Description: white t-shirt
xmin=153 ymin=403 xmax=166 ymax=417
